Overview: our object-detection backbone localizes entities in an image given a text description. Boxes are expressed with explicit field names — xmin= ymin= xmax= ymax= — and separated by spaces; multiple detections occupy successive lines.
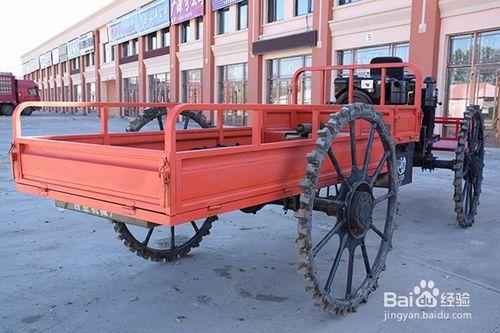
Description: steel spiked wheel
xmin=295 ymin=103 xmax=398 ymax=315
xmin=126 ymin=107 xmax=212 ymax=132
xmin=113 ymin=217 xmax=218 ymax=262
xmin=115 ymin=106 xmax=216 ymax=261
xmin=453 ymin=105 xmax=485 ymax=228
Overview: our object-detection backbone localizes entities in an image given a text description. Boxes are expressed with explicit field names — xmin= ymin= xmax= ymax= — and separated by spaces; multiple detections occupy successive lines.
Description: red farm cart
xmin=9 ymin=61 xmax=484 ymax=315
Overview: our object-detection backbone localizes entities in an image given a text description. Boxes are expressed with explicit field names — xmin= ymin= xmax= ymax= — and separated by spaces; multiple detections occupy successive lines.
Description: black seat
xmin=370 ymin=56 xmax=404 ymax=80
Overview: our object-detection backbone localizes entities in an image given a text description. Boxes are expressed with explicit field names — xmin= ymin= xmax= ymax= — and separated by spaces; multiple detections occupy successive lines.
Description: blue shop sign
xmin=108 ymin=0 xmax=170 ymax=45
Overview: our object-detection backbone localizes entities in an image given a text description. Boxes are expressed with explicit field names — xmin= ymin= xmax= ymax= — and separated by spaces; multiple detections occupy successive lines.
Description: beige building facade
xmin=21 ymin=0 xmax=500 ymax=144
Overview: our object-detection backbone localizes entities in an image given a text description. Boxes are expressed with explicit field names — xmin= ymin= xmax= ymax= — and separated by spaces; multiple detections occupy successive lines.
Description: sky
xmin=0 ymin=0 xmax=115 ymax=78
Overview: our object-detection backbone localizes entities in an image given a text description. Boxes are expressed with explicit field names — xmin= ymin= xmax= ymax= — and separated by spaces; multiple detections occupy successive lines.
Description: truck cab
xmin=0 ymin=72 xmax=40 ymax=116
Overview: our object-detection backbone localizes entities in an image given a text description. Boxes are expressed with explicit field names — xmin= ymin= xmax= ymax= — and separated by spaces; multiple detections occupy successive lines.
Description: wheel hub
xmin=345 ymin=182 xmax=374 ymax=239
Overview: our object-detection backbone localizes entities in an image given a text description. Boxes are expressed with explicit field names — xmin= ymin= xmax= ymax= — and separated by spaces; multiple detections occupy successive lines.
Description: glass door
xmin=445 ymin=29 xmax=500 ymax=143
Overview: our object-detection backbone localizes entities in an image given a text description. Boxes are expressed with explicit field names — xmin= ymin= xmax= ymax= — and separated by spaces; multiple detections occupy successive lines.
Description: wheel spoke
xmin=345 ymin=249 xmax=355 ymax=298
xmin=328 ymin=148 xmax=350 ymax=187
xmin=467 ymin=123 xmax=472 ymax=149
xmin=170 ymin=226 xmax=176 ymax=250
xmin=324 ymin=234 xmax=347 ymax=294
xmin=183 ymin=116 xmax=190 ymax=130
xmin=471 ymin=121 xmax=479 ymax=148
xmin=157 ymin=116 xmax=164 ymax=130
xmin=370 ymin=224 xmax=385 ymax=240
xmin=191 ymin=221 xmax=200 ymax=233
xmin=462 ymin=181 xmax=469 ymax=201
xmin=370 ymin=152 xmax=388 ymax=187
xmin=360 ymin=242 xmax=372 ymax=277
xmin=142 ymin=227 xmax=155 ymax=246
xmin=349 ymin=120 xmax=358 ymax=176
xmin=374 ymin=191 xmax=395 ymax=205
xmin=312 ymin=219 xmax=345 ymax=257
xmin=362 ymin=123 xmax=377 ymax=179
xmin=467 ymin=181 xmax=473 ymax=213
xmin=474 ymin=140 xmax=484 ymax=155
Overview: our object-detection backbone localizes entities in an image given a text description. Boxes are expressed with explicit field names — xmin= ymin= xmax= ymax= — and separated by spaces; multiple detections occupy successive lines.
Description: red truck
xmin=0 ymin=72 xmax=40 ymax=116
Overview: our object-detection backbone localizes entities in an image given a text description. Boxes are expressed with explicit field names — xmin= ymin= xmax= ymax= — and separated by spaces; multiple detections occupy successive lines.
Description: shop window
xmin=394 ymin=43 xmax=410 ymax=62
xmin=86 ymin=82 xmax=96 ymax=102
xmin=237 ymin=1 xmax=248 ymax=30
xmin=295 ymin=0 xmax=313 ymax=16
xmin=182 ymin=69 xmax=202 ymax=103
xmin=449 ymin=35 xmax=472 ymax=65
xmin=132 ymin=39 xmax=138 ymax=55
xmin=445 ymin=30 xmax=500 ymax=121
xmin=71 ymin=59 xmax=79 ymax=71
xmin=123 ymin=77 xmax=139 ymax=116
xmin=148 ymin=73 xmax=171 ymax=102
xmin=267 ymin=55 xmax=312 ymax=104
xmin=476 ymin=30 xmax=500 ymax=64
xmin=85 ymin=53 xmax=95 ymax=67
xmin=72 ymin=84 xmax=82 ymax=102
xmin=122 ymin=40 xmax=138 ymax=57
xmin=181 ymin=21 xmax=192 ymax=43
xmin=196 ymin=17 xmax=203 ymax=40
xmin=268 ymin=0 xmax=284 ymax=23
xmin=217 ymin=7 xmax=231 ymax=35
xmin=85 ymin=82 xmax=96 ymax=112
xmin=121 ymin=42 xmax=130 ymax=57
xmin=218 ymin=63 xmax=248 ymax=126
xmin=65 ymin=86 xmax=71 ymax=101
xmin=103 ymin=43 xmax=115 ymax=63
xmin=162 ymin=28 xmax=170 ymax=47
xmin=147 ymin=32 xmax=158 ymax=51
xmin=339 ymin=0 xmax=362 ymax=5
xmin=338 ymin=42 xmax=409 ymax=77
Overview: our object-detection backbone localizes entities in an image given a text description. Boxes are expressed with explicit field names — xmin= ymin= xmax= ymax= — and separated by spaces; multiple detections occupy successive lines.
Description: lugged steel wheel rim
xmin=453 ymin=105 xmax=485 ymax=228
xmin=115 ymin=106 xmax=216 ymax=261
xmin=126 ymin=107 xmax=212 ymax=132
xmin=113 ymin=217 xmax=217 ymax=262
xmin=295 ymin=103 xmax=398 ymax=315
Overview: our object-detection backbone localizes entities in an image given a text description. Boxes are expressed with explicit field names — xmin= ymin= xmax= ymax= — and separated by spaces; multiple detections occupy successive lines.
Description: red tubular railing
xmin=164 ymin=103 xmax=339 ymax=153
xmin=434 ymin=117 xmax=462 ymax=141
xmin=12 ymin=102 xmax=178 ymax=140
xmin=11 ymin=102 xmax=339 ymax=154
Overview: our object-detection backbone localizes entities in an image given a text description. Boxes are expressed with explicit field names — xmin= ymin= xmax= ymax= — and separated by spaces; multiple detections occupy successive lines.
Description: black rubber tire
xmin=1 ymin=104 xmax=14 ymax=116
xmin=336 ymin=89 xmax=374 ymax=105
xmin=21 ymin=107 xmax=33 ymax=116
xmin=295 ymin=103 xmax=398 ymax=315
xmin=453 ymin=105 xmax=485 ymax=228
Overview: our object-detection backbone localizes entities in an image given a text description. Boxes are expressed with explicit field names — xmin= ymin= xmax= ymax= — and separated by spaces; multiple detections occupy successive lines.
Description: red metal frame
xmin=10 ymin=63 xmax=425 ymax=228
xmin=432 ymin=117 xmax=462 ymax=152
